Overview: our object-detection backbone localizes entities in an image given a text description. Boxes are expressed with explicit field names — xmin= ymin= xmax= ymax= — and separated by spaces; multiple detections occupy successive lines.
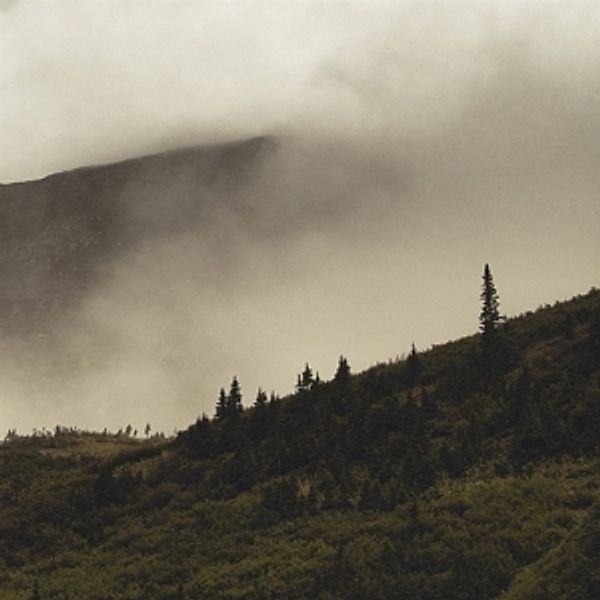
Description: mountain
xmin=0 ymin=135 xmax=275 ymax=338
xmin=1 ymin=288 xmax=599 ymax=599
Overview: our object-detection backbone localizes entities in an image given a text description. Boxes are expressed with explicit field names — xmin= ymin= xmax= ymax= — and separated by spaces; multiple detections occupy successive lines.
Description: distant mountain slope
xmin=0 ymin=135 xmax=275 ymax=337
xmin=1 ymin=289 xmax=599 ymax=599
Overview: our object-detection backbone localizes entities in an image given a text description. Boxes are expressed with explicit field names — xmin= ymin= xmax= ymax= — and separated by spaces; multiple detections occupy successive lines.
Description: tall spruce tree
xmin=227 ymin=376 xmax=243 ymax=416
xmin=215 ymin=387 xmax=228 ymax=420
xmin=250 ymin=388 xmax=270 ymax=439
xmin=479 ymin=263 xmax=505 ymax=379
xmin=480 ymin=263 xmax=501 ymax=339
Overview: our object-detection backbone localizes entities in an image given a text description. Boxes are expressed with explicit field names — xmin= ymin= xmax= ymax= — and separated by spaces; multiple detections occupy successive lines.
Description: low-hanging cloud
xmin=1 ymin=2 xmax=599 ymax=434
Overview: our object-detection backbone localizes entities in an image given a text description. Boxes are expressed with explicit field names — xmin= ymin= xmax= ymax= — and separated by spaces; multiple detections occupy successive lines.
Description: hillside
xmin=0 ymin=136 xmax=275 ymax=338
xmin=1 ymin=288 xmax=599 ymax=599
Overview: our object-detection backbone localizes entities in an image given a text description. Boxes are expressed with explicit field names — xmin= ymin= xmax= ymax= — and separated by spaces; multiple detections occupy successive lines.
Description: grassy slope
xmin=2 ymin=455 xmax=598 ymax=599
xmin=1 ymin=289 xmax=599 ymax=599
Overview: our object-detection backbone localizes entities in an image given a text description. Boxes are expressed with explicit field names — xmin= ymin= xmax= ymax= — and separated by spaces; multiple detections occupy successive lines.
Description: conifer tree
xmin=226 ymin=376 xmax=243 ymax=416
xmin=250 ymin=388 xmax=270 ymax=439
xmin=406 ymin=343 xmax=421 ymax=386
xmin=215 ymin=387 xmax=228 ymax=420
xmin=254 ymin=388 xmax=268 ymax=407
xmin=334 ymin=355 xmax=351 ymax=386
xmin=479 ymin=264 xmax=506 ymax=379
xmin=480 ymin=263 xmax=501 ymax=339
xmin=296 ymin=363 xmax=315 ymax=392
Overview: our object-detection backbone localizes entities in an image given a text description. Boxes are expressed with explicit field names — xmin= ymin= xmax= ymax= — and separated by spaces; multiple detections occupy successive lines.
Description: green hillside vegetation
xmin=1 ymin=283 xmax=599 ymax=599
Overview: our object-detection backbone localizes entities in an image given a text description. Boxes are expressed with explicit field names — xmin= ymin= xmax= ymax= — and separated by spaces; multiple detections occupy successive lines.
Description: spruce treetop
xmin=480 ymin=263 xmax=501 ymax=337
xmin=334 ymin=355 xmax=351 ymax=385
xmin=297 ymin=363 xmax=315 ymax=392
xmin=227 ymin=376 xmax=243 ymax=415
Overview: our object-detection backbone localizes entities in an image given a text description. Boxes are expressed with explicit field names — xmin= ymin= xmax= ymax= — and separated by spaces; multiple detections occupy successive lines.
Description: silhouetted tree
xmin=254 ymin=388 xmax=268 ymax=408
xmin=215 ymin=379 xmax=244 ymax=421
xmin=479 ymin=263 xmax=505 ymax=379
xmin=215 ymin=387 xmax=228 ymax=420
xmin=296 ymin=363 xmax=315 ymax=392
xmin=227 ymin=376 xmax=243 ymax=416
xmin=334 ymin=355 xmax=351 ymax=386
xmin=405 ymin=343 xmax=421 ymax=386
xmin=250 ymin=388 xmax=270 ymax=439
xmin=480 ymin=263 xmax=501 ymax=340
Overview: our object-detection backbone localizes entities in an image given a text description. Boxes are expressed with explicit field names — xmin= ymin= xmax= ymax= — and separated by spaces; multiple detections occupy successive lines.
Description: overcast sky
xmin=1 ymin=1 xmax=600 ymax=433
xmin=3 ymin=1 xmax=598 ymax=182
xmin=2 ymin=0 xmax=392 ymax=181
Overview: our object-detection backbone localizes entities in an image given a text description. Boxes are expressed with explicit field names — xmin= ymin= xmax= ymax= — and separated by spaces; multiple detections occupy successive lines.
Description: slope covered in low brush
xmin=1 ymin=288 xmax=599 ymax=599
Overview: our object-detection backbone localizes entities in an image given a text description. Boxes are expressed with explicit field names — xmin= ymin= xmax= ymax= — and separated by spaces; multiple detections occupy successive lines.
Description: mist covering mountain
xmin=0 ymin=136 xmax=275 ymax=332
xmin=0 ymin=136 xmax=282 ymax=430
xmin=1 ymin=4 xmax=600 ymax=434
xmin=1 ymin=108 xmax=600 ymax=434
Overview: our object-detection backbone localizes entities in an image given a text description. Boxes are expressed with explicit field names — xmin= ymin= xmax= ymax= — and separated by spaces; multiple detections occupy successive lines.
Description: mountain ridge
xmin=0 ymin=135 xmax=277 ymax=187
xmin=0 ymin=135 xmax=276 ymax=337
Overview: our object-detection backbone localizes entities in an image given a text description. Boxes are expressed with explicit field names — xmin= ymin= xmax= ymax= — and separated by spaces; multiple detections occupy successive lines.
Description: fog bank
xmin=1 ymin=2 xmax=599 ymax=433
